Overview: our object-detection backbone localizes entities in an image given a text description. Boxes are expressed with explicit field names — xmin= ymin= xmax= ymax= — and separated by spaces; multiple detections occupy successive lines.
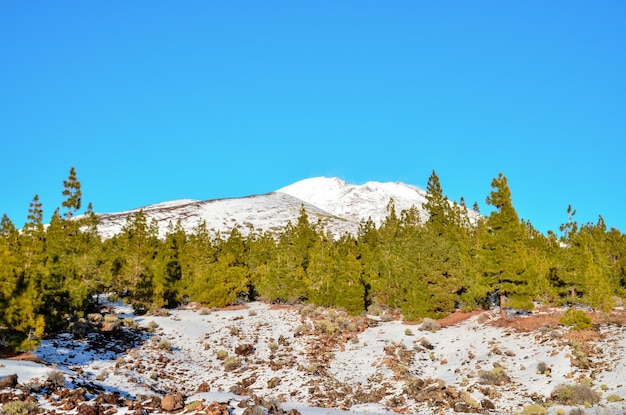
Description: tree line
xmin=1 ymin=168 xmax=625 ymax=351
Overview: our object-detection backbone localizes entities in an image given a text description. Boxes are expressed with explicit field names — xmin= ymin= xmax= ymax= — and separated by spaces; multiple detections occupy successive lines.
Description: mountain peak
xmin=278 ymin=177 xmax=429 ymax=226
xmin=93 ymin=177 xmax=436 ymax=240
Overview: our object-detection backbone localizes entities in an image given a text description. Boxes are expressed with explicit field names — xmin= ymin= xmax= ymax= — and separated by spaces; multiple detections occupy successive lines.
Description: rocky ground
xmin=2 ymin=302 xmax=626 ymax=415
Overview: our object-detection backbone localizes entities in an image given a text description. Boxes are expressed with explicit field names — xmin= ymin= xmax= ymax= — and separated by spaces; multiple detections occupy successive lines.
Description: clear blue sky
xmin=1 ymin=1 xmax=625 ymax=235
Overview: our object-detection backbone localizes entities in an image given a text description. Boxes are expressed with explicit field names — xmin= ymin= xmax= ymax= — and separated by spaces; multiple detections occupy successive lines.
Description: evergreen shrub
xmin=559 ymin=309 xmax=593 ymax=331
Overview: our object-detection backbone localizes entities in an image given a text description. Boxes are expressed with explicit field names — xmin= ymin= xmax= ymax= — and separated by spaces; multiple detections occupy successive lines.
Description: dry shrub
xmin=418 ymin=337 xmax=434 ymax=350
xmin=2 ymin=399 xmax=38 ymax=415
xmin=536 ymin=361 xmax=549 ymax=374
xmin=522 ymin=403 xmax=547 ymax=415
xmin=223 ymin=356 xmax=241 ymax=372
xmin=568 ymin=408 xmax=585 ymax=415
xmin=478 ymin=366 xmax=510 ymax=386
xmin=420 ymin=318 xmax=441 ymax=332
xmin=46 ymin=369 xmax=65 ymax=388
xmin=551 ymin=383 xmax=600 ymax=405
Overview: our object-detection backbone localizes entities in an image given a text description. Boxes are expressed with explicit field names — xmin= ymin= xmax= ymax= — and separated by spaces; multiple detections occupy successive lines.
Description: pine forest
xmin=1 ymin=167 xmax=626 ymax=352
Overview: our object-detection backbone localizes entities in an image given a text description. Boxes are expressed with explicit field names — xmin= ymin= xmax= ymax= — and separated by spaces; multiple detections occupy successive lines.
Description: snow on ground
xmin=3 ymin=301 xmax=626 ymax=414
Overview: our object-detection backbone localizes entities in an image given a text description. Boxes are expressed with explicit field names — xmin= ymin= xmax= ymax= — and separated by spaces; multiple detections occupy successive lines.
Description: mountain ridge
xmin=93 ymin=177 xmax=446 ymax=239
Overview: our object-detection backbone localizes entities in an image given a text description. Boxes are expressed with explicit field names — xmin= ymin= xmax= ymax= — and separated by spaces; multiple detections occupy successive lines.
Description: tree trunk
xmin=500 ymin=292 xmax=507 ymax=320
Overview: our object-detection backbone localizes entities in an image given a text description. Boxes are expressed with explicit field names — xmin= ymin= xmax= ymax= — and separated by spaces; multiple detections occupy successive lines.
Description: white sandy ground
xmin=2 ymin=301 xmax=626 ymax=415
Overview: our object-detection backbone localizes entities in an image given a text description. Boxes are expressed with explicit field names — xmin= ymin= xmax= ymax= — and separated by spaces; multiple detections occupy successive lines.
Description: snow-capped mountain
xmin=277 ymin=177 xmax=429 ymax=226
xmin=94 ymin=177 xmax=441 ymax=239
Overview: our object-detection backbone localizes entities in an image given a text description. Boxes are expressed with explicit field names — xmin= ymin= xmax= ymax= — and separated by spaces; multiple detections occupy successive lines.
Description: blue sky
xmin=1 ymin=1 xmax=625 ymax=235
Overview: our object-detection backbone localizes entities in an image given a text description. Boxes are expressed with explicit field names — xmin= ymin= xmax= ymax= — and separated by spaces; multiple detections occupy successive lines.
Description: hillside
xmin=2 ymin=301 xmax=626 ymax=415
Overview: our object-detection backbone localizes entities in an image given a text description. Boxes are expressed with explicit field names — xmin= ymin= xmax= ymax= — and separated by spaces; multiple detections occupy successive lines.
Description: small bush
xmin=294 ymin=324 xmax=309 ymax=336
xmin=522 ymin=403 xmax=547 ymax=415
xmin=314 ymin=318 xmax=338 ymax=335
xmin=552 ymin=383 xmax=600 ymax=405
xmin=404 ymin=328 xmax=414 ymax=336
xmin=420 ymin=318 xmax=441 ymax=332
xmin=87 ymin=313 xmax=103 ymax=324
xmin=305 ymin=364 xmax=318 ymax=374
xmin=568 ymin=408 xmax=585 ymax=415
xmin=537 ymin=361 xmax=549 ymax=374
xmin=147 ymin=321 xmax=159 ymax=332
xmin=158 ymin=340 xmax=172 ymax=351
xmin=216 ymin=349 xmax=228 ymax=360
xmin=229 ymin=326 xmax=240 ymax=336
xmin=198 ymin=307 xmax=212 ymax=315
xmin=46 ymin=369 xmax=65 ymax=387
xmin=560 ymin=309 xmax=593 ymax=331
xmin=367 ymin=304 xmax=384 ymax=317
xmin=461 ymin=390 xmax=480 ymax=409
xmin=478 ymin=366 xmax=510 ymax=386
xmin=1 ymin=399 xmax=38 ymax=415
xmin=419 ymin=337 xmax=434 ymax=350
xmin=606 ymin=394 xmax=623 ymax=402
xmin=122 ymin=318 xmax=138 ymax=329
xmin=248 ymin=310 xmax=257 ymax=317
xmin=242 ymin=405 xmax=265 ymax=415
xmin=95 ymin=369 xmax=109 ymax=381
xmin=185 ymin=401 xmax=201 ymax=411
xmin=223 ymin=356 xmax=241 ymax=372
xmin=268 ymin=342 xmax=278 ymax=353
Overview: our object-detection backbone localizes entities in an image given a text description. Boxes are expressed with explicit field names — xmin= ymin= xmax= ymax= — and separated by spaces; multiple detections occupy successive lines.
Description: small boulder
xmin=161 ymin=392 xmax=184 ymax=412
xmin=0 ymin=374 xmax=18 ymax=389
xmin=234 ymin=344 xmax=255 ymax=356
xmin=481 ymin=399 xmax=496 ymax=410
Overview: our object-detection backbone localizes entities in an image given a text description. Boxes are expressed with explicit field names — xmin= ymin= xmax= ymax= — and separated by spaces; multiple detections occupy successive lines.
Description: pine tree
xmin=152 ymin=221 xmax=186 ymax=307
xmin=107 ymin=210 xmax=159 ymax=309
xmin=179 ymin=220 xmax=219 ymax=304
xmin=480 ymin=173 xmax=536 ymax=318
xmin=5 ymin=196 xmax=47 ymax=348
xmin=424 ymin=170 xmax=450 ymax=234
xmin=62 ymin=166 xmax=82 ymax=219
xmin=260 ymin=207 xmax=318 ymax=303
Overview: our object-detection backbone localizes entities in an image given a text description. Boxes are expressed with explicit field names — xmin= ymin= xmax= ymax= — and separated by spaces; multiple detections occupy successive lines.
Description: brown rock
xmin=235 ymin=344 xmax=255 ymax=356
xmin=0 ymin=374 xmax=18 ymax=389
xmin=481 ymin=399 xmax=496 ymax=410
xmin=196 ymin=381 xmax=211 ymax=393
xmin=161 ymin=392 xmax=184 ymax=412
xmin=267 ymin=377 xmax=281 ymax=389
xmin=206 ymin=400 xmax=230 ymax=415
xmin=62 ymin=400 xmax=77 ymax=410
xmin=77 ymin=403 xmax=103 ymax=415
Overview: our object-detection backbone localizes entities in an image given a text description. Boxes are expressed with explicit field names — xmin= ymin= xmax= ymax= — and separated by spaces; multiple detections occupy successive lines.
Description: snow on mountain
xmin=277 ymin=177 xmax=430 ymax=226
xmin=95 ymin=192 xmax=353 ymax=240
xmin=93 ymin=177 xmax=448 ymax=240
